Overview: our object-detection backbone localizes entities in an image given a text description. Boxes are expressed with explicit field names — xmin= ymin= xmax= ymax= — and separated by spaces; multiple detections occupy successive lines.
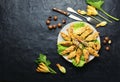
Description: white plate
xmin=57 ymin=21 xmax=101 ymax=63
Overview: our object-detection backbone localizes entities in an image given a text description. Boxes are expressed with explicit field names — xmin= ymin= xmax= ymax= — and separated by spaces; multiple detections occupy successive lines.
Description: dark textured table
xmin=0 ymin=0 xmax=120 ymax=82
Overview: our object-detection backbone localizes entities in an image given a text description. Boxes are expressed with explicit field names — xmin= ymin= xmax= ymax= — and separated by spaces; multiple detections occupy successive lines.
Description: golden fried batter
xmin=61 ymin=32 xmax=71 ymax=41
xmin=67 ymin=50 xmax=76 ymax=59
xmin=75 ymin=48 xmax=82 ymax=64
xmin=59 ymin=41 xmax=72 ymax=47
xmin=86 ymin=47 xmax=99 ymax=57
xmin=88 ymin=42 xmax=101 ymax=51
xmin=74 ymin=25 xmax=88 ymax=35
xmin=80 ymin=27 xmax=93 ymax=39
xmin=67 ymin=25 xmax=75 ymax=40
xmin=61 ymin=45 xmax=76 ymax=55
xmin=85 ymin=32 xmax=99 ymax=41
xmin=83 ymin=49 xmax=89 ymax=63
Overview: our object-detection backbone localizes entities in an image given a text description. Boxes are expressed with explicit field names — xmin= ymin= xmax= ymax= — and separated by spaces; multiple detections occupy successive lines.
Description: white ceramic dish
xmin=57 ymin=21 xmax=101 ymax=63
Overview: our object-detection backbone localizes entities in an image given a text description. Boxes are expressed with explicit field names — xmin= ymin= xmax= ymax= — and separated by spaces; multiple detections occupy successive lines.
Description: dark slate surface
xmin=0 ymin=0 xmax=120 ymax=82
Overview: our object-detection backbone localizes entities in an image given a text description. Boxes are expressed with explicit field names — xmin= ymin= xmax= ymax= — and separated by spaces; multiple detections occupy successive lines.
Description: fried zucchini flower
xmin=36 ymin=63 xmax=50 ymax=73
xmin=96 ymin=21 xmax=107 ymax=28
xmin=77 ymin=9 xmax=87 ymax=15
xmin=87 ymin=5 xmax=98 ymax=16
xmin=56 ymin=63 xmax=66 ymax=74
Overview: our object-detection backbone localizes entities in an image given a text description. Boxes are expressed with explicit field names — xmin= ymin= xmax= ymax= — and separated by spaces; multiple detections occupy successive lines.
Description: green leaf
xmin=72 ymin=55 xmax=85 ymax=67
xmin=35 ymin=54 xmax=57 ymax=74
xmin=35 ymin=54 xmax=51 ymax=66
xmin=57 ymin=44 xmax=68 ymax=55
xmin=48 ymin=67 xmax=57 ymax=74
xmin=73 ymin=22 xmax=85 ymax=31
xmin=86 ymin=0 xmax=119 ymax=21
xmin=86 ymin=0 xmax=104 ymax=10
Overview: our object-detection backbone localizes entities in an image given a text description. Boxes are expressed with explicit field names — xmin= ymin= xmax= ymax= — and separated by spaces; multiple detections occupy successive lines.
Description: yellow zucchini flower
xmin=36 ymin=63 xmax=50 ymax=73
xmin=87 ymin=5 xmax=98 ymax=16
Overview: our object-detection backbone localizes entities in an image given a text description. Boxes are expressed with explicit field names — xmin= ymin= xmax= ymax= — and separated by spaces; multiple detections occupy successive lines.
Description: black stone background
xmin=0 ymin=0 xmax=120 ymax=82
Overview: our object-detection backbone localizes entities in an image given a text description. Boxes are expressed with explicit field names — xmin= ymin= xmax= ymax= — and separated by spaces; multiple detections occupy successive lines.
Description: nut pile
xmin=46 ymin=16 xmax=66 ymax=30
xmin=103 ymin=36 xmax=112 ymax=51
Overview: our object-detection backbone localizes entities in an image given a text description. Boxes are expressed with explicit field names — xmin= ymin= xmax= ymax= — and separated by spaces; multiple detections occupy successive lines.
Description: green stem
xmin=48 ymin=67 xmax=57 ymax=74
xmin=98 ymin=14 xmax=112 ymax=23
xmin=91 ymin=16 xmax=101 ymax=22
xmin=100 ymin=8 xmax=119 ymax=21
